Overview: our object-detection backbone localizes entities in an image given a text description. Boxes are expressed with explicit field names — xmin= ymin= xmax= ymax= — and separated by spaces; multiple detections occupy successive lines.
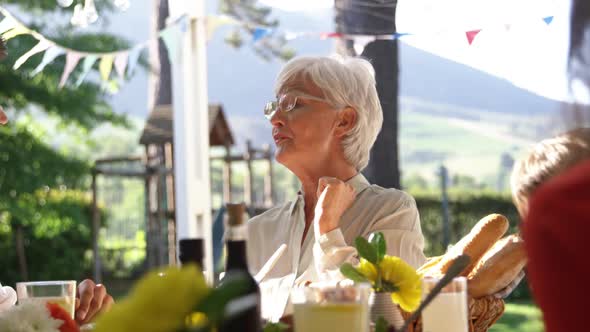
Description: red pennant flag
xmin=320 ymin=32 xmax=343 ymax=40
xmin=466 ymin=29 xmax=482 ymax=45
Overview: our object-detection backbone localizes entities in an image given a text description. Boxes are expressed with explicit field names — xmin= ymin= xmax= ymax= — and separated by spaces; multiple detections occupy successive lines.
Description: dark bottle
xmin=178 ymin=238 xmax=205 ymax=272
xmin=218 ymin=203 xmax=261 ymax=332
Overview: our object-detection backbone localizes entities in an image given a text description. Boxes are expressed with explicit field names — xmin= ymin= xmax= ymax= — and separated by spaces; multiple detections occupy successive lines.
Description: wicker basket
xmin=400 ymin=296 xmax=505 ymax=332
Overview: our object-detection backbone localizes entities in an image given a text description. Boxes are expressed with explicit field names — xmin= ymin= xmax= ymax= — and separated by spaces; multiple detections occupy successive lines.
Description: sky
xmin=260 ymin=0 xmax=572 ymax=102
xmin=6 ymin=0 xmax=574 ymax=119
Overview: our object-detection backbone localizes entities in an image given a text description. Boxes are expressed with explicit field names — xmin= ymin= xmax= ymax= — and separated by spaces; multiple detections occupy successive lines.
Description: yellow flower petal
xmin=357 ymin=258 xmax=378 ymax=283
xmin=379 ymin=256 xmax=422 ymax=312
xmin=94 ymin=264 xmax=209 ymax=332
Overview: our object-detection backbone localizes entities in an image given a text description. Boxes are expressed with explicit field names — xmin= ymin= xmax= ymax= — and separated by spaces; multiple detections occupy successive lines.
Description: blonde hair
xmin=274 ymin=55 xmax=383 ymax=171
xmin=511 ymin=127 xmax=590 ymax=217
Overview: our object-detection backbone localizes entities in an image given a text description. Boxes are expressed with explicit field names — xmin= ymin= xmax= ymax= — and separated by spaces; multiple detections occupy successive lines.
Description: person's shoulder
xmin=363 ymin=184 xmax=417 ymax=208
xmin=248 ymin=200 xmax=294 ymax=226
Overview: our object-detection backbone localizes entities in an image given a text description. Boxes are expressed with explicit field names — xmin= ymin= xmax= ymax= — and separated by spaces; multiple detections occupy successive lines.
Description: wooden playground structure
xmin=89 ymin=104 xmax=275 ymax=280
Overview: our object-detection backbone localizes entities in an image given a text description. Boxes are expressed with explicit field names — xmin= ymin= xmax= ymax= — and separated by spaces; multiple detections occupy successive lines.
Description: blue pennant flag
xmin=393 ymin=32 xmax=411 ymax=39
xmin=543 ymin=16 xmax=554 ymax=25
xmin=253 ymin=27 xmax=272 ymax=42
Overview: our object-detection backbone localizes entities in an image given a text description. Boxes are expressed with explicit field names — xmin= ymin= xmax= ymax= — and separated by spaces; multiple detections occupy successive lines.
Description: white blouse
xmin=246 ymin=173 xmax=427 ymax=321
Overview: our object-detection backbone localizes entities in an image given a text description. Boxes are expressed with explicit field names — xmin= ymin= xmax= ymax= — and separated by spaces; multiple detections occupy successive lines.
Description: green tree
xmin=219 ymin=0 xmax=295 ymax=61
xmin=0 ymin=1 xmax=131 ymax=283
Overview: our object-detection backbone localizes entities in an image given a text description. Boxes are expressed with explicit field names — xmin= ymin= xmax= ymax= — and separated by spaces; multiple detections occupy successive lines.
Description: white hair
xmin=274 ymin=55 xmax=383 ymax=171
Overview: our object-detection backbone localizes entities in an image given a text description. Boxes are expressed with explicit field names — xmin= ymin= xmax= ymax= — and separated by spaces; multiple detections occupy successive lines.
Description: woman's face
xmin=268 ymin=78 xmax=342 ymax=172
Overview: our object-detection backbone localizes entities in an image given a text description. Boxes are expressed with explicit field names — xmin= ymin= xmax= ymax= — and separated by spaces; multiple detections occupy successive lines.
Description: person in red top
xmin=521 ymin=0 xmax=590 ymax=331
xmin=523 ymin=160 xmax=590 ymax=332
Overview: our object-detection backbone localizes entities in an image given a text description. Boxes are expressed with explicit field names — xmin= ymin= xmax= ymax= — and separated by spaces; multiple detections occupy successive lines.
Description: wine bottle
xmin=218 ymin=203 xmax=261 ymax=332
xmin=178 ymin=238 xmax=205 ymax=272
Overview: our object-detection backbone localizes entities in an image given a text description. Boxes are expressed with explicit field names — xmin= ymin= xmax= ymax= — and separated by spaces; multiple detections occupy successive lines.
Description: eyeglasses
xmin=264 ymin=93 xmax=333 ymax=120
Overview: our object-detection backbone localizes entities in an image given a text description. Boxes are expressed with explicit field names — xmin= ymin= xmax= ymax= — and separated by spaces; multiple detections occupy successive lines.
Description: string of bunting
xmin=0 ymin=5 xmax=188 ymax=89
xmin=0 ymin=5 xmax=555 ymax=92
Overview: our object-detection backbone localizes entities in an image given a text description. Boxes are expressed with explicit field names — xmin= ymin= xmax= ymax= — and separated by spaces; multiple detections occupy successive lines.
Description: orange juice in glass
xmin=16 ymin=281 xmax=76 ymax=318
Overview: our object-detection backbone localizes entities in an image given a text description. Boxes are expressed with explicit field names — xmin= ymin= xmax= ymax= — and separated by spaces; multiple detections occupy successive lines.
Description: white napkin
xmin=0 ymin=283 xmax=17 ymax=312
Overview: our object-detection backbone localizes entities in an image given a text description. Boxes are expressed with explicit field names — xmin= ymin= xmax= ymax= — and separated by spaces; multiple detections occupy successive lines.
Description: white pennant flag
xmin=59 ymin=52 xmax=82 ymax=88
xmin=126 ymin=44 xmax=143 ymax=76
xmin=31 ymin=46 xmax=65 ymax=76
xmin=114 ymin=52 xmax=129 ymax=80
xmin=13 ymin=39 xmax=52 ymax=70
xmin=0 ymin=15 xmax=17 ymax=34
xmin=160 ymin=25 xmax=181 ymax=62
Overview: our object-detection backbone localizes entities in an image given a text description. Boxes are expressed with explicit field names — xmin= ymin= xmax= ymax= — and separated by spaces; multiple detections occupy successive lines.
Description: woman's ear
xmin=334 ymin=107 xmax=357 ymax=138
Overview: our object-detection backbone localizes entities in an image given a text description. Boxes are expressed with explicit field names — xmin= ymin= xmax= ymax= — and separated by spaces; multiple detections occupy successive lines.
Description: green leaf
xmin=369 ymin=232 xmax=387 ymax=263
xmin=374 ymin=316 xmax=390 ymax=332
xmin=194 ymin=272 xmax=252 ymax=323
xmin=381 ymin=281 xmax=399 ymax=293
xmin=355 ymin=236 xmax=378 ymax=264
xmin=340 ymin=263 xmax=369 ymax=283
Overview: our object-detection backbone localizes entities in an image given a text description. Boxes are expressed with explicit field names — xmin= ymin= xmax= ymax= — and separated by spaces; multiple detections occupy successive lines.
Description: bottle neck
xmin=225 ymin=225 xmax=249 ymax=271
xmin=226 ymin=240 xmax=249 ymax=271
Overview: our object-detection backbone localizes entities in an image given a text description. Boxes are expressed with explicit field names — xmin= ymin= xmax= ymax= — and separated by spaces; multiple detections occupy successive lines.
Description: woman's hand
xmin=75 ymin=279 xmax=114 ymax=325
xmin=314 ymin=177 xmax=356 ymax=235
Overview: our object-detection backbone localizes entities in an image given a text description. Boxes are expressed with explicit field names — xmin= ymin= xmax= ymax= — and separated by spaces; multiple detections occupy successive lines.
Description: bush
xmin=413 ymin=190 xmax=531 ymax=301
xmin=0 ymin=189 xmax=102 ymax=286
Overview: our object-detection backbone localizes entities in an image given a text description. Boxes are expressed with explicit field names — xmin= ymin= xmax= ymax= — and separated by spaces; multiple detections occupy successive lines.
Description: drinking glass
xmin=421 ymin=276 xmax=469 ymax=332
xmin=291 ymin=283 xmax=371 ymax=332
xmin=16 ymin=281 xmax=77 ymax=319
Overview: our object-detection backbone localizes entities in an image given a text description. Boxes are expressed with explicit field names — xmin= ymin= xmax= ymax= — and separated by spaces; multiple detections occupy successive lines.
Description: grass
xmin=399 ymin=110 xmax=530 ymax=183
xmin=490 ymin=301 xmax=544 ymax=332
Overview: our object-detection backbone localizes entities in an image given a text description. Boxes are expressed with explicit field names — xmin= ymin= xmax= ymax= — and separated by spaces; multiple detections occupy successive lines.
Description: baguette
xmin=417 ymin=255 xmax=443 ymax=276
xmin=434 ymin=214 xmax=509 ymax=277
xmin=468 ymin=234 xmax=527 ymax=298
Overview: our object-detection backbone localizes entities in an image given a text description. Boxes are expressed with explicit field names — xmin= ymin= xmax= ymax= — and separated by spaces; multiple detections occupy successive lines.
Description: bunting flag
xmin=0 ymin=4 xmax=559 ymax=92
xmin=0 ymin=15 xmax=17 ymax=34
xmin=206 ymin=15 xmax=239 ymax=40
xmin=114 ymin=52 xmax=129 ymax=80
xmin=2 ymin=25 xmax=30 ymax=40
xmin=466 ymin=29 xmax=482 ymax=45
xmin=126 ymin=45 xmax=142 ymax=77
xmin=13 ymin=39 xmax=51 ymax=69
xmin=393 ymin=32 xmax=412 ymax=39
xmin=543 ymin=16 xmax=554 ymax=25
xmin=59 ymin=52 xmax=82 ymax=88
xmin=160 ymin=25 xmax=181 ymax=62
xmin=0 ymin=5 xmax=185 ymax=89
xmin=99 ymin=54 xmax=114 ymax=82
xmin=320 ymin=32 xmax=343 ymax=40
xmin=75 ymin=55 xmax=98 ymax=87
xmin=31 ymin=46 xmax=65 ymax=76
xmin=252 ymin=27 xmax=273 ymax=42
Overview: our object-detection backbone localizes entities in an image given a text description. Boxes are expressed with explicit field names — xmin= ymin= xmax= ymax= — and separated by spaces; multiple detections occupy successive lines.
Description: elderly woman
xmin=247 ymin=55 xmax=426 ymax=320
xmin=0 ymin=37 xmax=111 ymax=324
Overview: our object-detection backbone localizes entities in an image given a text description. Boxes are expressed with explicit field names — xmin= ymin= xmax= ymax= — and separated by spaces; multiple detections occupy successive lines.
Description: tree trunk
xmin=361 ymin=40 xmax=400 ymax=189
xmin=149 ymin=0 xmax=173 ymax=110
xmin=334 ymin=0 xmax=400 ymax=189
xmin=147 ymin=0 xmax=173 ymax=267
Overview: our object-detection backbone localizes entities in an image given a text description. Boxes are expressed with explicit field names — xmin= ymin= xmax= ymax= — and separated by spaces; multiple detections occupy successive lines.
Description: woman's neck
xmin=294 ymin=162 xmax=358 ymax=241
